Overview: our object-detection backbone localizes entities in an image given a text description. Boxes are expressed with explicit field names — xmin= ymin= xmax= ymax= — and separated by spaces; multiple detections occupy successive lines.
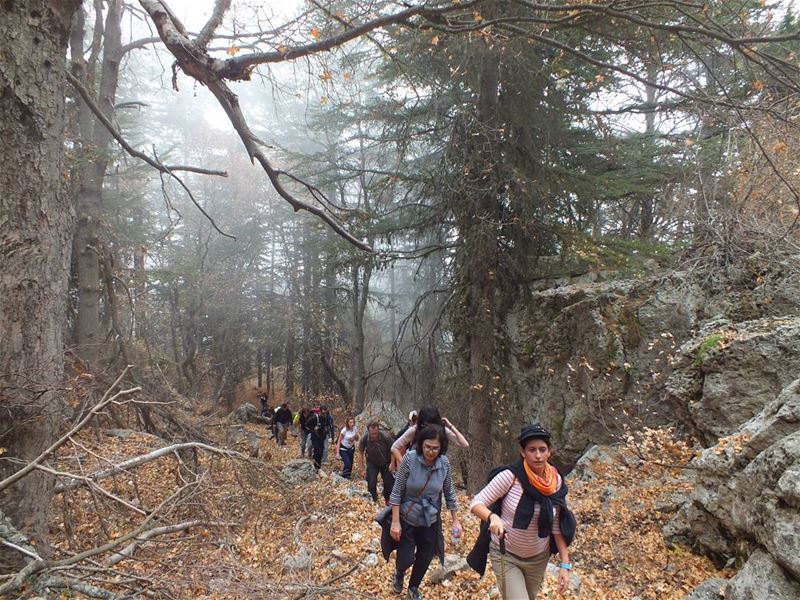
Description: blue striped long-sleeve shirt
xmin=390 ymin=449 xmax=457 ymax=527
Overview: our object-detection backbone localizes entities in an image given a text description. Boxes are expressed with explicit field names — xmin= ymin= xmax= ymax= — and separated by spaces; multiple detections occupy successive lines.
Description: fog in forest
xmin=3 ymin=1 xmax=800 ymax=598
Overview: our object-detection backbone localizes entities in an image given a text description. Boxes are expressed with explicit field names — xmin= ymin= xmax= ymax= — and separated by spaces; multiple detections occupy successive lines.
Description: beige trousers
xmin=489 ymin=543 xmax=550 ymax=600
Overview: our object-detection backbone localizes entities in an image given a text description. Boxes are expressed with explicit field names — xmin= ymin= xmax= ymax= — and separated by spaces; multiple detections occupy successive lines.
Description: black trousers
xmin=366 ymin=461 xmax=394 ymax=502
xmin=310 ymin=433 xmax=325 ymax=470
xmin=396 ymin=519 xmax=438 ymax=589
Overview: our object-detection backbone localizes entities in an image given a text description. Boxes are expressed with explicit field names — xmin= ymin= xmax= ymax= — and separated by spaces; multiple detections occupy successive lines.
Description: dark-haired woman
xmin=389 ymin=407 xmax=468 ymax=472
xmin=469 ymin=424 xmax=573 ymax=599
xmin=388 ymin=425 xmax=460 ymax=600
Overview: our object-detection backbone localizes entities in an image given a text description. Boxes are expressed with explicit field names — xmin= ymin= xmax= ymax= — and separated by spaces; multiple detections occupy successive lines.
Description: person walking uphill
xmin=358 ymin=421 xmax=395 ymax=504
xmin=386 ymin=425 xmax=460 ymax=600
xmin=273 ymin=402 xmax=293 ymax=446
xmin=336 ymin=416 xmax=360 ymax=479
xmin=468 ymin=424 xmax=575 ymax=599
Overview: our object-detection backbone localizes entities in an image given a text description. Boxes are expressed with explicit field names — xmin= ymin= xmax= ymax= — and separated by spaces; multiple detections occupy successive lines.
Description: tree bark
xmin=71 ymin=0 xmax=124 ymax=367
xmin=462 ymin=53 xmax=502 ymax=493
xmin=0 ymin=0 xmax=81 ymax=570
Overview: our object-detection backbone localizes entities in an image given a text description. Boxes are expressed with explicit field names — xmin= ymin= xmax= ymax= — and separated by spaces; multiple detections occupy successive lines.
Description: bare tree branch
xmin=0 ymin=367 xmax=140 ymax=495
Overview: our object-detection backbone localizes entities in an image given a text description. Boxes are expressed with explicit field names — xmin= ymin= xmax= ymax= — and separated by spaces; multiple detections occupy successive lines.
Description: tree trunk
xmin=72 ymin=0 xmax=124 ymax=367
xmin=463 ymin=53 xmax=502 ymax=493
xmin=0 ymin=0 xmax=80 ymax=570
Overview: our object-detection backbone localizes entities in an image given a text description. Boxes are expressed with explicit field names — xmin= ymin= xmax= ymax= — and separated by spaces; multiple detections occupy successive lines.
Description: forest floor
xmin=44 ymin=400 xmax=731 ymax=599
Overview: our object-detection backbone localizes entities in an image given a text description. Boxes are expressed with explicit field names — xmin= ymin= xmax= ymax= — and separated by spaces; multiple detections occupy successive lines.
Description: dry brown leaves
xmin=44 ymin=425 xmax=729 ymax=599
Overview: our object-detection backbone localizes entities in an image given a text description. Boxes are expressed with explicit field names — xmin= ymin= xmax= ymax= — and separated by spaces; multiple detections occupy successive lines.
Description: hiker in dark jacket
xmin=298 ymin=408 xmax=314 ymax=458
xmin=469 ymin=423 xmax=573 ymax=599
xmin=272 ymin=402 xmax=293 ymax=446
xmin=357 ymin=421 xmax=394 ymax=503
xmin=318 ymin=405 xmax=335 ymax=464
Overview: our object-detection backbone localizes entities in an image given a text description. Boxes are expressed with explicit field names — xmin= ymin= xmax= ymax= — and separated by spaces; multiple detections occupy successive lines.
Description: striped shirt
xmin=470 ymin=469 xmax=562 ymax=558
xmin=390 ymin=449 xmax=457 ymax=527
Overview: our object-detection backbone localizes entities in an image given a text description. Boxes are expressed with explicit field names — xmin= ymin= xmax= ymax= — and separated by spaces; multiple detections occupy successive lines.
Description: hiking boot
xmin=407 ymin=587 xmax=423 ymax=600
xmin=391 ymin=571 xmax=403 ymax=594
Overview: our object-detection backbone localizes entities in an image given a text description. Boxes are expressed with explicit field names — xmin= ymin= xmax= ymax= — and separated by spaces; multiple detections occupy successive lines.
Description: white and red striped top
xmin=469 ymin=469 xmax=562 ymax=558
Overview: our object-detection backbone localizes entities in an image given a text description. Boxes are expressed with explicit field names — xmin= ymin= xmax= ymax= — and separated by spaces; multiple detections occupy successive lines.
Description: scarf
xmin=508 ymin=459 xmax=568 ymax=538
xmin=523 ymin=460 xmax=558 ymax=495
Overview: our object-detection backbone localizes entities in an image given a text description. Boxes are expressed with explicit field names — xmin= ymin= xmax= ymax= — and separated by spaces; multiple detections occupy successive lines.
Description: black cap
xmin=518 ymin=423 xmax=551 ymax=446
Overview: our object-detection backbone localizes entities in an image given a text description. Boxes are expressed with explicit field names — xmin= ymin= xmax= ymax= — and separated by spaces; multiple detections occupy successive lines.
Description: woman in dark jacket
xmin=388 ymin=425 xmax=461 ymax=600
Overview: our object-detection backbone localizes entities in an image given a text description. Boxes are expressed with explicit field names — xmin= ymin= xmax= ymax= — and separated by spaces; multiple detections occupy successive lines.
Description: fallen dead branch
xmin=54 ymin=441 xmax=253 ymax=493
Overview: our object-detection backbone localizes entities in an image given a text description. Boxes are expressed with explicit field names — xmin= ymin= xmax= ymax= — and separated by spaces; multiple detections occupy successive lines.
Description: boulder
xmin=682 ymin=578 xmax=726 ymax=600
xmin=281 ymin=459 xmax=317 ymax=485
xmin=668 ymin=378 xmax=800 ymax=588
xmin=225 ymin=425 xmax=262 ymax=457
xmin=228 ymin=402 xmax=262 ymax=424
xmin=428 ymin=553 xmax=469 ymax=584
xmin=724 ymin=549 xmax=800 ymax=600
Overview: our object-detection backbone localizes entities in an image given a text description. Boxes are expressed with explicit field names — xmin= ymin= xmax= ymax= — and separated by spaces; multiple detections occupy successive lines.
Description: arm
xmin=390 ymin=427 xmax=414 ymax=471
xmin=553 ymin=530 xmax=571 ymax=595
xmin=469 ymin=470 xmax=515 ymax=538
xmin=336 ymin=430 xmax=344 ymax=453
xmin=470 ymin=502 xmax=505 ymax=539
xmin=441 ymin=457 xmax=461 ymax=533
xmin=389 ymin=454 xmax=411 ymax=542
xmin=441 ymin=417 xmax=469 ymax=448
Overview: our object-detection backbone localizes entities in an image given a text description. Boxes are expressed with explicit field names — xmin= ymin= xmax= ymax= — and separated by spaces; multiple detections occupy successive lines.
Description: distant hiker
xmin=273 ymin=402 xmax=293 ymax=446
xmin=298 ymin=407 xmax=314 ymax=458
xmin=384 ymin=425 xmax=460 ymax=600
xmin=258 ymin=392 xmax=269 ymax=413
xmin=262 ymin=405 xmax=275 ymax=438
xmin=318 ymin=405 xmax=335 ymax=464
xmin=305 ymin=409 xmax=326 ymax=470
xmin=336 ymin=416 xmax=360 ymax=479
xmin=358 ymin=421 xmax=394 ymax=504
xmin=468 ymin=423 xmax=574 ymax=599
xmin=395 ymin=410 xmax=418 ymax=443
xmin=390 ymin=406 xmax=468 ymax=472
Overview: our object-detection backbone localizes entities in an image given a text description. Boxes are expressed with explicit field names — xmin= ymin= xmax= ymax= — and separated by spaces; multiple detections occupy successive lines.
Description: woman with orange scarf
xmin=469 ymin=424 xmax=573 ymax=598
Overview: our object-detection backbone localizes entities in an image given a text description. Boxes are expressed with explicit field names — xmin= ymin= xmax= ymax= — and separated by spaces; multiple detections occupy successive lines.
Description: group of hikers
xmin=256 ymin=392 xmax=575 ymax=600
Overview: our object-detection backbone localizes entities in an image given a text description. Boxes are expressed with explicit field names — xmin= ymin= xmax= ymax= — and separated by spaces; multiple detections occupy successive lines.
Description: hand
xmin=388 ymin=459 xmax=397 ymax=473
xmin=558 ymin=567 xmax=570 ymax=595
xmin=488 ymin=513 xmax=505 ymax=538
xmin=441 ymin=417 xmax=451 ymax=428
xmin=390 ymin=520 xmax=402 ymax=542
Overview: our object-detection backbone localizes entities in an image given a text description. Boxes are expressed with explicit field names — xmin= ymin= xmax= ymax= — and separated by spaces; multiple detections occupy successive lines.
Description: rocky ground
xmin=44 ymin=420 xmax=730 ymax=599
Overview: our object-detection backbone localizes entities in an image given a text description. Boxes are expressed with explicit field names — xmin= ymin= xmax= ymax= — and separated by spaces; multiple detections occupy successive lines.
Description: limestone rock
xmin=281 ymin=459 xmax=317 ymax=485
xmin=669 ymin=378 xmax=800 ymax=586
xmin=725 ymin=549 xmax=800 ymax=600
xmin=682 ymin=578 xmax=726 ymax=600
xmin=228 ymin=402 xmax=261 ymax=424
xmin=428 ymin=553 xmax=469 ymax=584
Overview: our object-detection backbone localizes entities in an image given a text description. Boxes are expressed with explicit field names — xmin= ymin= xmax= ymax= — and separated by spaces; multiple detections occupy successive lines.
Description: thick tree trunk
xmin=463 ymin=53 xmax=502 ymax=493
xmin=0 ymin=0 xmax=80 ymax=571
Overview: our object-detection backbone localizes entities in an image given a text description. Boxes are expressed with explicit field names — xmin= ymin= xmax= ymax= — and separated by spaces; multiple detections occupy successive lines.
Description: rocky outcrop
xmin=668 ymin=378 xmax=800 ymax=594
xmin=357 ymin=398 xmax=406 ymax=436
xmin=666 ymin=317 xmax=800 ymax=444
xmin=508 ymin=274 xmax=704 ymax=465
